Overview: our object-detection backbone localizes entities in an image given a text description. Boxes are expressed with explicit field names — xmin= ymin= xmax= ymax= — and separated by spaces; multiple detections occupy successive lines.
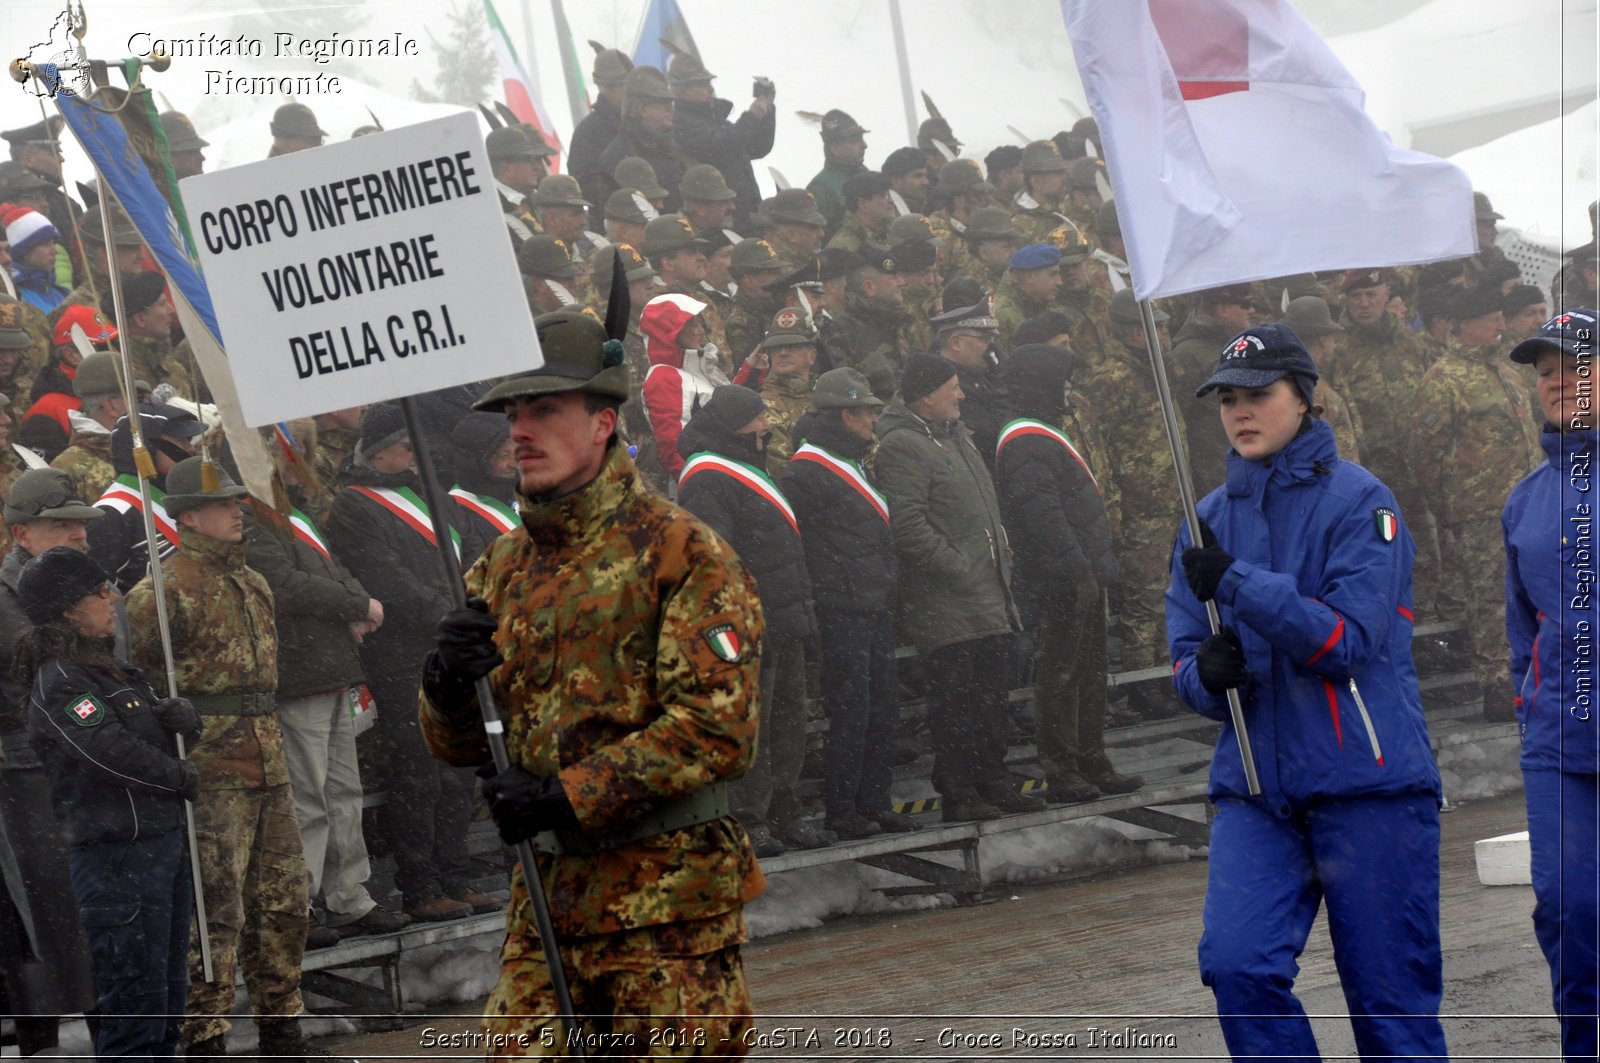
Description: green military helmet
xmin=889 ymin=213 xmax=941 ymax=248
xmin=517 ymin=235 xmax=583 ymax=280
xmin=605 ymin=187 xmax=657 ymax=225
xmin=486 ymin=126 xmax=542 ymax=162
xmin=0 ymin=294 xmax=35 ymax=351
xmin=667 ymin=52 xmax=715 ymax=87
xmin=270 ymin=102 xmax=326 ymax=141
xmin=475 ymin=312 xmax=631 ymax=409
xmin=588 ymin=40 xmax=633 ymax=86
xmin=613 ymin=156 xmax=669 ymax=200
xmin=623 ymin=65 xmax=675 ymax=107
xmin=1021 ymin=139 xmax=1070 ymax=174
xmin=966 ymin=206 xmax=1024 ymax=243
xmin=1108 ymin=287 xmax=1168 ymax=327
xmin=1068 ymin=155 xmax=1106 ymax=192
xmin=162 ymin=456 xmax=250 ymax=516
xmin=158 ymin=110 xmax=209 ymax=152
xmin=640 ymin=214 xmax=703 ymax=258
xmin=680 ymin=163 xmax=736 ymax=203
xmin=811 ymin=367 xmax=884 ymax=410
xmin=729 ymin=237 xmax=788 ymax=274
xmin=937 ymin=158 xmax=992 ymax=197
xmin=589 ymin=242 xmax=656 ymax=287
xmin=79 ymin=206 xmax=144 ymax=248
xmin=766 ymin=189 xmax=827 ymax=228
xmin=71 ymin=351 xmax=130 ymax=398
xmin=762 ymin=306 xmax=818 ymax=348
xmin=530 ymin=174 xmax=591 ymax=209
xmin=2 ymin=468 xmax=104 ymax=524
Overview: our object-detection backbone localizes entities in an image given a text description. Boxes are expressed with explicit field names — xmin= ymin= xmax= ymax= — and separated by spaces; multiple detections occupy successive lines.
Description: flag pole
xmin=95 ymin=178 xmax=215 ymax=979
xmin=1137 ymin=298 xmax=1261 ymax=796
xmin=886 ymin=0 xmax=919 ymax=146
xmin=396 ymin=397 xmax=587 ymax=1057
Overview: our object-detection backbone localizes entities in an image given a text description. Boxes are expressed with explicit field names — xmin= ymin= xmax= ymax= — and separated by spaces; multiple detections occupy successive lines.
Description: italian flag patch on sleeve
xmin=704 ymin=623 xmax=742 ymax=663
xmin=67 ymin=693 xmax=107 ymax=727
xmin=1375 ymin=507 xmax=1398 ymax=542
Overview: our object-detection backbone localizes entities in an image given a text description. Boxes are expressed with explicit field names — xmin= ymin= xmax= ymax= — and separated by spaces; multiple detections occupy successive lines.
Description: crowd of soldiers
xmin=0 ymin=36 xmax=1598 ymax=1061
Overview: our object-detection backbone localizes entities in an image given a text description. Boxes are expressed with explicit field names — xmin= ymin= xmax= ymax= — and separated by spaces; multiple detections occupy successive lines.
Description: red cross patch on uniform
xmin=1374 ymin=507 xmax=1398 ymax=542
xmin=68 ymin=694 xmax=106 ymax=727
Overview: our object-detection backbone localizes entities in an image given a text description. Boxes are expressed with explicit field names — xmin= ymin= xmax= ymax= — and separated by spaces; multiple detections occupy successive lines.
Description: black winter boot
xmin=257 ymin=1019 xmax=356 ymax=1063
xmin=185 ymin=1034 xmax=229 ymax=1057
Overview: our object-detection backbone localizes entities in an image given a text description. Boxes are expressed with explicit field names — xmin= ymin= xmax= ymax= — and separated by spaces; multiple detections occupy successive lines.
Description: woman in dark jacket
xmin=1502 ymin=310 xmax=1599 ymax=1062
xmin=1165 ymin=325 xmax=1446 ymax=1061
xmin=781 ymin=369 xmax=916 ymax=838
xmin=676 ymin=385 xmax=823 ymax=854
xmin=996 ymin=344 xmax=1138 ymax=804
xmin=15 ymin=546 xmax=198 ymax=1062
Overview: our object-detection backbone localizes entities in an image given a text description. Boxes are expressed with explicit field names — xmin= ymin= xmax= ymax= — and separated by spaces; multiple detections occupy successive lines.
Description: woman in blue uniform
xmin=1165 ymin=324 xmax=1448 ymax=1061
xmin=1503 ymin=309 xmax=1599 ymax=1062
xmin=13 ymin=547 xmax=199 ymax=1062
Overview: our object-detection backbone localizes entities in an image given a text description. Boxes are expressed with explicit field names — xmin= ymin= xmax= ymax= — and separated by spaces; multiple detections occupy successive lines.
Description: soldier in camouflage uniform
xmin=961 ymin=207 xmax=1025 ymax=295
xmin=1062 ymin=157 xmax=1108 ymax=245
xmin=602 ymin=187 xmax=653 ymax=249
xmin=419 ymin=311 xmax=764 ymax=1057
xmin=103 ymin=273 xmax=195 ymax=400
xmin=722 ymin=238 xmax=788 ymax=369
xmin=518 ymin=236 xmax=589 ymax=315
xmin=49 ymin=351 xmax=120 ymax=503
xmin=1010 ymin=141 xmax=1083 ymax=245
xmin=751 ymin=308 xmax=818 ymax=473
xmin=1078 ymin=293 xmax=1187 ymax=672
xmin=763 ymin=189 xmax=828 ymax=269
xmin=123 ymin=458 xmax=323 ymax=1061
xmin=829 ymin=250 xmax=915 ymax=400
xmin=1325 ymin=268 xmax=1442 ymax=615
xmin=889 ymin=219 xmax=941 ymax=355
xmin=826 ymin=172 xmax=895 ymax=254
xmin=0 ymin=296 xmax=45 ymax=430
xmin=1279 ymin=297 xmax=1364 ymax=463
xmin=1414 ymin=286 xmax=1542 ymax=716
xmin=926 ymin=159 xmax=993 ymax=285
xmin=994 ymin=243 xmax=1063 ymax=351
xmin=1050 ymin=230 xmax=1110 ymax=374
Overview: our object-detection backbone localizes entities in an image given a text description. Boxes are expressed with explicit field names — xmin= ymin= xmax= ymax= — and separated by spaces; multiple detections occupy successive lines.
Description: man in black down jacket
xmin=995 ymin=344 xmax=1141 ymax=803
xmin=781 ymin=369 xmax=918 ymax=839
xmin=568 ymin=43 xmax=633 ymax=225
xmin=596 ymin=67 xmax=684 ymax=223
xmin=675 ymin=386 xmax=825 ymax=855
xmin=668 ymin=53 xmax=775 ymax=235
xmin=325 ymin=404 xmax=491 ymax=922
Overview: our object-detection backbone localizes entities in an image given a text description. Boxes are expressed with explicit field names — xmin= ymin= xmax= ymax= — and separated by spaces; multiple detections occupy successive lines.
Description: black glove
xmin=1182 ymin=541 xmax=1236 ymax=603
xmin=436 ymin=597 xmax=503 ymax=680
xmin=476 ymin=763 xmax=580 ymax=846
xmin=177 ymin=759 xmax=200 ymax=803
xmin=1195 ymin=627 xmax=1249 ymax=694
xmin=153 ymin=696 xmax=202 ymax=740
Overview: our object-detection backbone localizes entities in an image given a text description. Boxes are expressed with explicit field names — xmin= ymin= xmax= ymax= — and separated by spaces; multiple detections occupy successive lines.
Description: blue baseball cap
xmin=1509 ymin=308 xmax=1597 ymax=364
xmin=1009 ymin=243 xmax=1062 ymax=271
xmin=1195 ymin=323 xmax=1320 ymax=398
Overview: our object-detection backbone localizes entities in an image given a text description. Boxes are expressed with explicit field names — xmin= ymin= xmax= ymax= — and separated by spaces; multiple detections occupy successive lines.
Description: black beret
xmin=101 ymin=271 xmax=166 ymax=319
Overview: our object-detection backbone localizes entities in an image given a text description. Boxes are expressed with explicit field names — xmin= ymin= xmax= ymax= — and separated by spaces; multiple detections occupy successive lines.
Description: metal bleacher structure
xmin=295 ymin=618 xmax=1518 ymax=1019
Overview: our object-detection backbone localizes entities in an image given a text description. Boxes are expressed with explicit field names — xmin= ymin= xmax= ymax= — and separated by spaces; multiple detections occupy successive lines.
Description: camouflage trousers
xmin=182 ymin=781 xmax=309 ymax=1046
xmin=483 ymin=908 xmax=753 ymax=1059
xmin=1116 ymin=516 xmax=1182 ymax=671
xmin=1437 ymin=517 xmax=1514 ymax=705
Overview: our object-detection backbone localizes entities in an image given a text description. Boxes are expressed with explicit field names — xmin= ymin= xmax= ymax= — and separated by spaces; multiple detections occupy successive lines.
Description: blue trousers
xmin=1525 ymin=769 xmax=1600 ymax=1062
xmin=68 ymin=830 xmax=192 ymax=1063
xmin=1199 ymin=793 xmax=1449 ymax=1062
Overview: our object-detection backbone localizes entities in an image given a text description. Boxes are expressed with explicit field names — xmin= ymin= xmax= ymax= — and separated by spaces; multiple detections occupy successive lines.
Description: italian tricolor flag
xmin=484 ymin=0 xmax=564 ymax=171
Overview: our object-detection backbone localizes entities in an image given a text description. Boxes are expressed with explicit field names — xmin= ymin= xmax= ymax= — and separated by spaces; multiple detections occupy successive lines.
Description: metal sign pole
xmin=1137 ymin=298 xmax=1262 ymax=796
xmin=397 ymin=396 xmax=586 ymax=1056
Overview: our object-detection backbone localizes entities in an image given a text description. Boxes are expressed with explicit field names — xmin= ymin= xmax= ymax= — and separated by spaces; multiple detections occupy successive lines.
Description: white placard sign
xmin=181 ymin=111 xmax=539 ymax=426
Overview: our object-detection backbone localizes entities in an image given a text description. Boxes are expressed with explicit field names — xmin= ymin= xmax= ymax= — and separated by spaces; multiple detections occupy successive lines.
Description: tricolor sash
xmin=450 ymin=486 xmax=519 ymax=535
xmin=679 ymin=453 xmax=799 ymax=535
xmin=288 ymin=508 xmax=332 ymax=560
xmin=790 ymin=443 xmax=890 ymax=524
xmin=96 ymin=474 xmax=182 ymax=546
xmin=996 ymin=418 xmax=1101 ymax=495
xmin=349 ymin=485 xmax=462 ymax=558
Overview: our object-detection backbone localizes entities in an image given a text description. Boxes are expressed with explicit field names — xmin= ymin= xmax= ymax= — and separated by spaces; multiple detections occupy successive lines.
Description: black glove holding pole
xmin=423 ymin=597 xmax=503 ymax=711
xmin=153 ymin=696 xmax=202 ymax=740
xmin=476 ymin=763 xmax=581 ymax=846
xmin=1196 ymin=627 xmax=1249 ymax=694
xmin=1181 ymin=518 xmax=1235 ymax=602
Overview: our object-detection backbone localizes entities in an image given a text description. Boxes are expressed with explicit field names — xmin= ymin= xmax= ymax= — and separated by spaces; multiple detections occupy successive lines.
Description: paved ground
xmin=326 ymin=789 xmax=1561 ymax=1060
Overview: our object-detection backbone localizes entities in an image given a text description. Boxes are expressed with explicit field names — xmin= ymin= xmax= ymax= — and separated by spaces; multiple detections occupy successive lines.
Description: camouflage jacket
xmin=829 ymin=290 xmax=915 ymax=401
xmin=125 ymin=531 xmax=286 ymax=790
xmin=50 ymin=427 xmax=115 ymax=503
xmin=993 ymin=274 xmax=1050 ymax=351
xmin=1324 ymin=310 xmax=1430 ymax=514
xmin=0 ymin=457 xmax=20 ymax=554
xmin=1414 ymin=340 xmax=1542 ymax=527
xmin=723 ymin=285 xmax=775 ymax=371
xmin=1010 ymin=191 xmax=1080 ymax=245
xmin=759 ymin=373 xmax=813 ymax=474
xmin=1053 ymin=285 xmax=1110 ymax=374
xmin=419 ymin=445 xmax=764 ymax=938
xmin=1075 ymin=337 xmax=1186 ymax=533
xmin=825 ymin=213 xmax=889 ymax=255
xmin=1315 ymin=380 xmax=1363 ymax=466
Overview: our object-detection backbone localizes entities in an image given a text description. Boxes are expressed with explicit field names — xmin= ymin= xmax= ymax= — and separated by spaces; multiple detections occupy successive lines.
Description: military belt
xmin=189 ymin=692 xmax=276 ymax=717
xmin=532 ymin=781 xmax=730 ymax=855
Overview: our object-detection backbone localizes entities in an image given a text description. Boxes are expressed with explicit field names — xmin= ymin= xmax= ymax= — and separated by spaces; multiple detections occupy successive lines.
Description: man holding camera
xmin=669 ymin=53 xmax=775 ymax=235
